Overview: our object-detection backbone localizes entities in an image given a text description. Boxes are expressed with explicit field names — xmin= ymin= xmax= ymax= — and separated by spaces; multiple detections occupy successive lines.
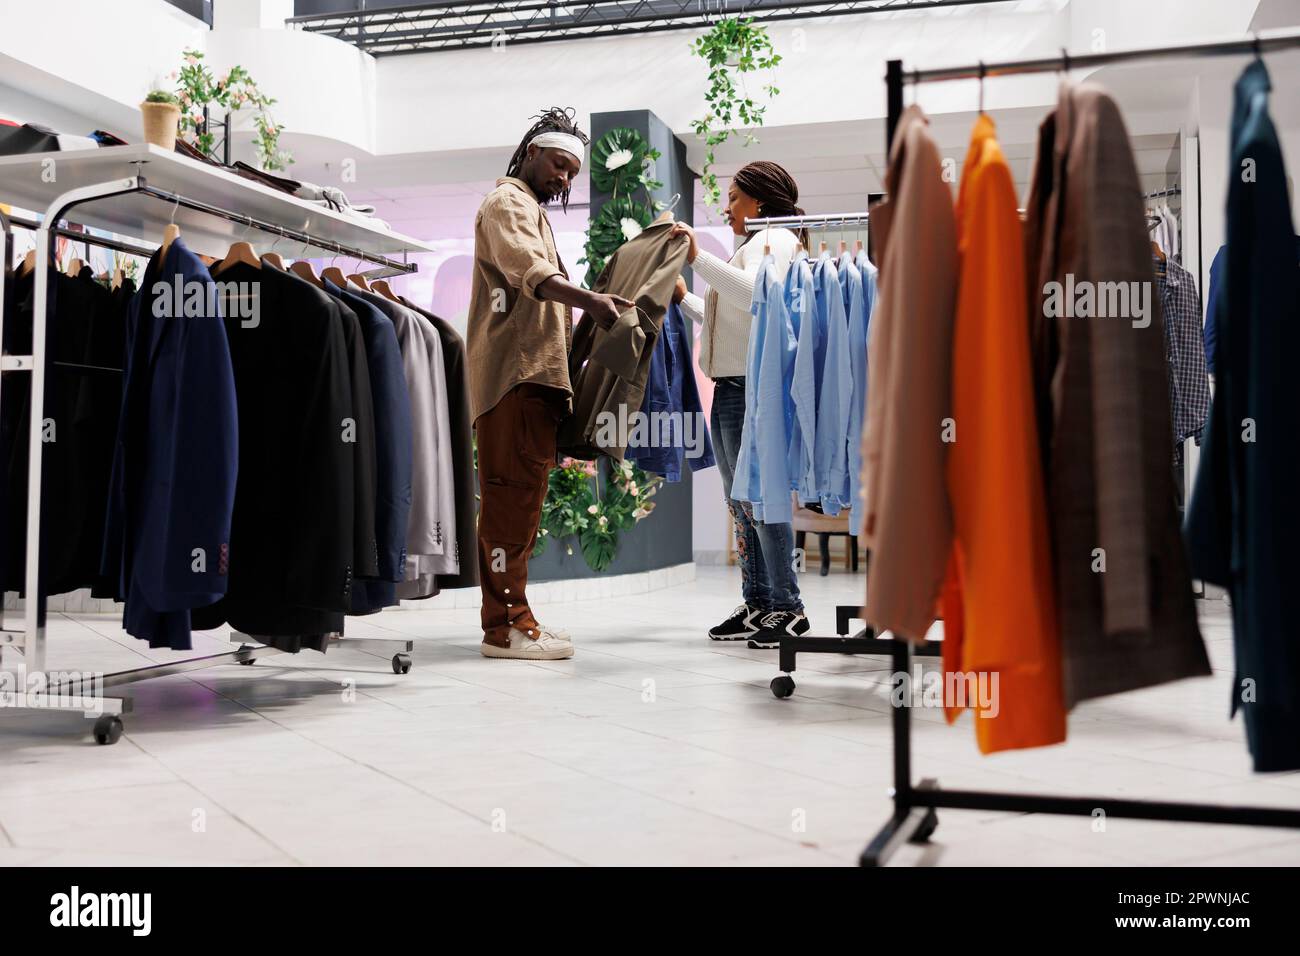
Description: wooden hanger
xmin=653 ymin=209 xmax=674 ymax=225
xmin=370 ymin=279 xmax=401 ymax=302
xmin=321 ymin=265 xmax=349 ymax=288
xmin=346 ymin=272 xmax=371 ymax=291
xmin=291 ymin=260 xmax=325 ymax=288
xmin=213 ymin=240 xmax=260 ymax=276
xmin=111 ymin=268 xmax=124 ymax=291
xmin=818 ymin=240 xmax=828 ymax=255
xmin=854 ymin=239 xmax=864 ymax=254
xmin=67 ymin=257 xmax=84 ymax=276
xmin=18 ymin=250 xmax=36 ymax=276
xmin=160 ymin=223 xmax=181 ymax=261
xmin=838 ymin=240 xmax=848 ymax=256
xmin=261 ymin=251 xmax=285 ymax=270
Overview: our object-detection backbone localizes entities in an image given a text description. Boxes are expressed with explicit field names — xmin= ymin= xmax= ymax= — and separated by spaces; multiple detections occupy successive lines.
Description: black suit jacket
xmin=191 ymin=261 xmax=372 ymax=647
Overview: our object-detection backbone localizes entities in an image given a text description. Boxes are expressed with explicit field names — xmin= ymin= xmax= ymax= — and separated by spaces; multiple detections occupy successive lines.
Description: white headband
xmin=529 ymin=131 xmax=585 ymax=164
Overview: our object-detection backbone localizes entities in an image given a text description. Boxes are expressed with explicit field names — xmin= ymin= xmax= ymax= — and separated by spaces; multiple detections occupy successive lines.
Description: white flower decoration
xmin=587 ymin=504 xmax=599 ymax=514
xmin=619 ymin=218 xmax=643 ymax=242
xmin=604 ymin=148 xmax=633 ymax=171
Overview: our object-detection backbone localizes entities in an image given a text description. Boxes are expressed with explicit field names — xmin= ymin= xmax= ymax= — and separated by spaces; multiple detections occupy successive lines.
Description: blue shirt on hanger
xmin=849 ymin=250 xmax=878 ymax=537
xmin=731 ymin=256 xmax=797 ymax=524
xmin=785 ymin=250 xmax=819 ymax=502
xmin=813 ymin=253 xmax=852 ymax=515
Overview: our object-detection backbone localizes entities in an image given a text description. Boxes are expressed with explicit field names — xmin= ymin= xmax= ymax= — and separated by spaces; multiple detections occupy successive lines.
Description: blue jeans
xmin=710 ymin=377 xmax=803 ymax=613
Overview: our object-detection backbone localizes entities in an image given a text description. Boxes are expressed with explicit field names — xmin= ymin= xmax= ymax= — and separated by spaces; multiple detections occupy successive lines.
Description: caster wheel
xmin=909 ymin=809 xmax=939 ymax=844
xmin=770 ymin=675 xmax=796 ymax=699
xmin=93 ymin=715 xmax=123 ymax=746
xmin=392 ymin=653 xmax=412 ymax=675
xmin=238 ymin=658 xmax=256 ymax=666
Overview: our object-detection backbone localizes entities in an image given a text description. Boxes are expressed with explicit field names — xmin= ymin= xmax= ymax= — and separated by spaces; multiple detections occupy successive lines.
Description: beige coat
xmin=466 ymin=176 xmax=572 ymax=421
xmin=860 ymin=105 xmax=959 ymax=640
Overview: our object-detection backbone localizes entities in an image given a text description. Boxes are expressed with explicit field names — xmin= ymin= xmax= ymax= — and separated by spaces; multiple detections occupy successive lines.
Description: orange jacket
xmin=941 ymin=115 xmax=1066 ymax=753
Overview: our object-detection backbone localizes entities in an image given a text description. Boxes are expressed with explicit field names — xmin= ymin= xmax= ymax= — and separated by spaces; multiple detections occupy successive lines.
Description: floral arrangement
xmin=689 ymin=17 xmax=781 ymax=213
xmin=579 ymin=126 xmax=665 ymax=287
xmin=532 ymin=457 xmax=664 ymax=572
xmin=171 ymin=49 xmax=292 ymax=171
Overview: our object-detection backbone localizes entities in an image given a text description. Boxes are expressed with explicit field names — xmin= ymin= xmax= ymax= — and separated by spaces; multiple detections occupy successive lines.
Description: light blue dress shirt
xmin=812 ymin=254 xmax=852 ymax=515
xmin=731 ymin=256 xmax=798 ymax=524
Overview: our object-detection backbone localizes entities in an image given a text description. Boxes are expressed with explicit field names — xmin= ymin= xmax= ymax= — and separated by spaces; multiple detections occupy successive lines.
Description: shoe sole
xmin=709 ymin=630 xmax=758 ymax=641
xmin=480 ymin=642 xmax=574 ymax=660
xmin=747 ymin=630 xmax=809 ymax=649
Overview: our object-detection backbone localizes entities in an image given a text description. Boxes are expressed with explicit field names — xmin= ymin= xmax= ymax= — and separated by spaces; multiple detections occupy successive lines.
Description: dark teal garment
xmin=1185 ymin=60 xmax=1300 ymax=772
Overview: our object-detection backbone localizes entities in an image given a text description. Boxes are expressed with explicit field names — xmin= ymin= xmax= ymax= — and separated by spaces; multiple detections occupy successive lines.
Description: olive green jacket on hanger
xmin=558 ymin=217 xmax=690 ymax=461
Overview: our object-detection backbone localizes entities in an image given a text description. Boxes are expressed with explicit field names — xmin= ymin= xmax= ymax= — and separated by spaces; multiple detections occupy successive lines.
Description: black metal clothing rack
xmin=1 ymin=167 xmax=419 ymax=745
xmin=848 ymin=28 xmax=1300 ymax=867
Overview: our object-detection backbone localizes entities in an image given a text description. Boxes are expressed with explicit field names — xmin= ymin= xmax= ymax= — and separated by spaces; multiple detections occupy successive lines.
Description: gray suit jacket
xmin=1025 ymin=82 xmax=1209 ymax=705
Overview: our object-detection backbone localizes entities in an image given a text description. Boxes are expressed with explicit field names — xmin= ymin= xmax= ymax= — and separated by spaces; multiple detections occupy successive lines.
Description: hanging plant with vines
xmin=171 ymin=48 xmax=292 ymax=171
xmin=689 ymin=17 xmax=781 ymax=213
xmin=578 ymin=126 xmax=664 ymax=288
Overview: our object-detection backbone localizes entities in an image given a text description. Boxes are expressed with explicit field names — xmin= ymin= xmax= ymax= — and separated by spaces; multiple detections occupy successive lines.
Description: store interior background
xmin=3 ymin=0 xmax=1297 ymax=583
xmin=2 ymin=0 xmax=1300 ymax=867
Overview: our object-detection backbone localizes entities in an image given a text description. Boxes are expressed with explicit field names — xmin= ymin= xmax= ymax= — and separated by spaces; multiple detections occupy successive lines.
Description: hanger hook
xmin=168 ymin=195 xmax=180 ymax=225
xmin=978 ymin=60 xmax=986 ymax=114
xmin=1252 ymin=32 xmax=1262 ymax=61
xmin=1060 ymin=47 xmax=1070 ymax=75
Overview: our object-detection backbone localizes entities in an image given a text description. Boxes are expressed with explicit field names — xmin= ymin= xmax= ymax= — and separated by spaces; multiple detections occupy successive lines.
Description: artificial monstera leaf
xmin=590 ymin=127 xmax=653 ymax=194
xmin=588 ymin=197 xmax=654 ymax=259
xmin=580 ymin=525 xmax=618 ymax=572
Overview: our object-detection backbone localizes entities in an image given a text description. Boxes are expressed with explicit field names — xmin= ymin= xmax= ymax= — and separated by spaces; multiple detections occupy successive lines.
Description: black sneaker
xmin=747 ymin=610 xmax=810 ymax=648
xmin=709 ymin=604 xmax=760 ymax=641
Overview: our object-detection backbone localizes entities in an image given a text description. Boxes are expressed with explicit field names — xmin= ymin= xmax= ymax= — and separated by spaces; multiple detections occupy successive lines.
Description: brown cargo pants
xmin=474 ymin=383 xmax=566 ymax=647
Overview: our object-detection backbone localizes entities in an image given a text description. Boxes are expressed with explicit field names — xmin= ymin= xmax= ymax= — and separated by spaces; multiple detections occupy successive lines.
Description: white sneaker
xmin=480 ymin=626 xmax=575 ymax=660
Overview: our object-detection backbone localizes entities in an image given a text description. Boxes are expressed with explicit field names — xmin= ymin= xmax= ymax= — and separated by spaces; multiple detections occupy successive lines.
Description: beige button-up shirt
xmin=466 ymin=176 xmax=573 ymax=421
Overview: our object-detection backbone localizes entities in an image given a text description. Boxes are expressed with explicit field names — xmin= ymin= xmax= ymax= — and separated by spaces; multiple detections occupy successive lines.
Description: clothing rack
xmin=743 ymin=212 xmax=870 ymax=231
xmin=738 ymin=209 xmax=891 ymax=686
xmin=834 ymin=29 xmax=1300 ymax=867
xmin=0 ymin=155 xmax=430 ymax=744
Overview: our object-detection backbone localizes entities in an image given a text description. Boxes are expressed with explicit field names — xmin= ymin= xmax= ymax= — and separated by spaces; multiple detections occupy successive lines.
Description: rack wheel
xmin=93 ymin=715 xmax=123 ymax=746
xmin=770 ymin=675 xmax=796 ymax=698
xmin=909 ymin=809 xmax=939 ymax=844
xmin=238 ymin=657 xmax=256 ymax=666
xmin=392 ymin=653 xmax=412 ymax=675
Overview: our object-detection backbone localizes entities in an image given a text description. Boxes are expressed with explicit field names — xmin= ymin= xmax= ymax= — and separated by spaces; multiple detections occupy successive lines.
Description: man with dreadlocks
xmin=467 ymin=107 xmax=633 ymax=661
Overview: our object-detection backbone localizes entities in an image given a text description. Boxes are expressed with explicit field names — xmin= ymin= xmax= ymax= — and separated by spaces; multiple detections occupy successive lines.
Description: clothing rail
xmin=886 ymin=27 xmax=1300 ymax=147
xmin=0 ymin=171 xmax=417 ymax=746
xmin=7 ymin=212 xmax=158 ymax=260
xmin=744 ymin=212 xmax=869 ymax=232
xmin=1144 ymin=185 xmax=1182 ymax=200
xmin=843 ymin=30 xmax=1300 ymax=867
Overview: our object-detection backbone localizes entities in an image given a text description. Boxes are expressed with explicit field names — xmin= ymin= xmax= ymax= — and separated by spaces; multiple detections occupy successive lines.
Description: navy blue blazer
xmin=1186 ymin=61 xmax=1300 ymax=772
xmin=324 ymin=279 xmax=414 ymax=614
xmin=101 ymin=237 xmax=239 ymax=650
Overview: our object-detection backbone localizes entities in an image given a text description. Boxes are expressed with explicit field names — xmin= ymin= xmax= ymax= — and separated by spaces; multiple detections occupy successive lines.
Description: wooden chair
xmin=791 ymin=492 xmax=859 ymax=576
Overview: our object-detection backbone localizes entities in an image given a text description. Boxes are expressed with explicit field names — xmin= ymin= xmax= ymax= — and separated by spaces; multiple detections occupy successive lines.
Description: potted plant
xmin=140 ymin=89 xmax=181 ymax=151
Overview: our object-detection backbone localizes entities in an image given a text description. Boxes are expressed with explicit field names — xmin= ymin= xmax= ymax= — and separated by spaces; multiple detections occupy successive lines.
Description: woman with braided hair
xmin=669 ymin=161 xmax=810 ymax=646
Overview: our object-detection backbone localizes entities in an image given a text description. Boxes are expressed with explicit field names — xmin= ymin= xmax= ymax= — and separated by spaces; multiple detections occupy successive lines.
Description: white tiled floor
xmin=1 ymin=566 xmax=1297 ymax=867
